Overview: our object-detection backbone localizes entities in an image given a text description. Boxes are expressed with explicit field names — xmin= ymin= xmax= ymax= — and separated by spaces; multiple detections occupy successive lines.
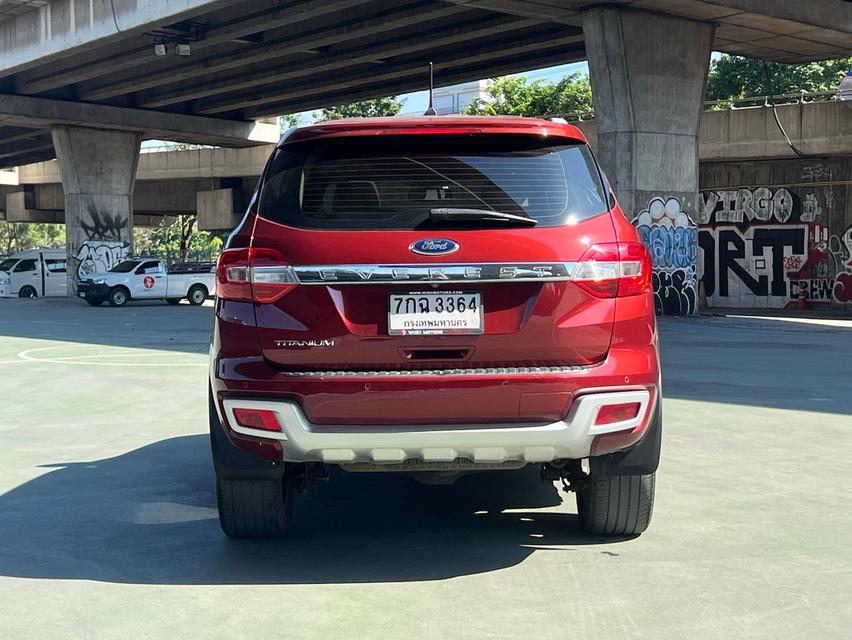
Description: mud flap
xmin=589 ymin=393 xmax=662 ymax=477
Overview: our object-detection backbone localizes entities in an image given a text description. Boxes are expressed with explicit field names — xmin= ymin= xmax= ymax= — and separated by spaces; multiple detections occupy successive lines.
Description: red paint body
xmin=210 ymin=116 xmax=659 ymax=461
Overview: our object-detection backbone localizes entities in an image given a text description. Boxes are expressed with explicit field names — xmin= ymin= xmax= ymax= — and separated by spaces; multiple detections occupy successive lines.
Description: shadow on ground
xmin=0 ymin=298 xmax=211 ymax=354
xmin=0 ymin=435 xmax=625 ymax=585
xmin=659 ymin=315 xmax=852 ymax=415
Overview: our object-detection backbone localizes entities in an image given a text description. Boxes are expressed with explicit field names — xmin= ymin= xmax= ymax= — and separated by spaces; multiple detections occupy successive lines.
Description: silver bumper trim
xmin=277 ymin=365 xmax=590 ymax=377
xmin=222 ymin=389 xmax=651 ymax=464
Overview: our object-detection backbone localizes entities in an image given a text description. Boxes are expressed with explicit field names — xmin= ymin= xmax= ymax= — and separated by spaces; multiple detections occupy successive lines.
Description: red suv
xmin=210 ymin=116 xmax=661 ymax=538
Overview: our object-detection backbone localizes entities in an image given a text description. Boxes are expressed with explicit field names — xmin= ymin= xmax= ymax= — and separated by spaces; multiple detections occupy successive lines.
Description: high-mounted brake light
xmin=571 ymin=242 xmax=652 ymax=298
xmin=216 ymin=248 xmax=299 ymax=303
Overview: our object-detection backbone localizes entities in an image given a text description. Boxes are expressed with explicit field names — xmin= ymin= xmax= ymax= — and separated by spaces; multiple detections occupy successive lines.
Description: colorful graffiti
xmin=698 ymin=183 xmax=848 ymax=308
xmin=831 ymin=226 xmax=852 ymax=303
xmin=634 ymin=196 xmax=697 ymax=315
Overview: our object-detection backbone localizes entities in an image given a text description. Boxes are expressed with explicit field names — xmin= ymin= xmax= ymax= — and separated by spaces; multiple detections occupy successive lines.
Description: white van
xmin=0 ymin=248 xmax=68 ymax=298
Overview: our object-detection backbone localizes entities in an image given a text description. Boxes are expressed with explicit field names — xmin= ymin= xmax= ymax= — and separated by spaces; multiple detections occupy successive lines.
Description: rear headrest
xmin=332 ymin=181 xmax=380 ymax=212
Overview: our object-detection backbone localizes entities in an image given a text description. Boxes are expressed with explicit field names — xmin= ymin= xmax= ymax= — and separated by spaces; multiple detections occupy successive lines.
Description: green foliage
xmin=465 ymin=73 xmax=593 ymax=117
xmin=134 ymin=215 xmax=224 ymax=263
xmin=0 ymin=223 xmax=65 ymax=255
xmin=706 ymin=55 xmax=852 ymax=102
xmin=280 ymin=114 xmax=300 ymax=130
xmin=320 ymin=96 xmax=405 ymax=120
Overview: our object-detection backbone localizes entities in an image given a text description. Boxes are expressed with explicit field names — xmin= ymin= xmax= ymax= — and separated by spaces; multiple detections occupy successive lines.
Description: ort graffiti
xmin=633 ymin=196 xmax=697 ymax=316
xmin=75 ymin=241 xmax=131 ymax=280
xmin=699 ymin=186 xmax=847 ymax=308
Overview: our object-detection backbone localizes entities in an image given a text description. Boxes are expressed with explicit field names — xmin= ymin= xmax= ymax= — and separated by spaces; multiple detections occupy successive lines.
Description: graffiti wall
xmin=634 ymin=197 xmax=698 ymax=315
xmin=698 ymin=159 xmax=852 ymax=309
xmin=69 ymin=205 xmax=131 ymax=282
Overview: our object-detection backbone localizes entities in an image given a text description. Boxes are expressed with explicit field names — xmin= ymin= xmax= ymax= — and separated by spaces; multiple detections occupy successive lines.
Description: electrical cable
xmin=108 ymin=0 xmax=122 ymax=33
xmin=762 ymin=60 xmax=808 ymax=158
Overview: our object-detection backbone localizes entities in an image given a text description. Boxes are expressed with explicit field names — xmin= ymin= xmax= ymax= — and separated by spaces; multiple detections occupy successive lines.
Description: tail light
xmin=571 ymin=242 xmax=652 ymax=298
xmin=216 ymin=247 xmax=298 ymax=303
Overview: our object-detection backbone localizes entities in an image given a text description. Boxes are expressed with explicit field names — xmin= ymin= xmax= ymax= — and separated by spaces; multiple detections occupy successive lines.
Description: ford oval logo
xmin=409 ymin=239 xmax=459 ymax=256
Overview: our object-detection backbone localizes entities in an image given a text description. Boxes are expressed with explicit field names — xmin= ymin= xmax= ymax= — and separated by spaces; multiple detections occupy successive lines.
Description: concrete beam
xmin=0 ymin=94 xmax=279 ymax=148
xmin=704 ymin=0 xmax=852 ymax=34
xmin=0 ymin=0 xmax=233 ymax=77
xmin=14 ymin=0 xmax=367 ymax=95
xmin=80 ymin=1 xmax=461 ymax=102
xmin=197 ymin=188 xmax=242 ymax=231
xmin=139 ymin=14 xmax=539 ymax=109
xmin=201 ymin=28 xmax=582 ymax=115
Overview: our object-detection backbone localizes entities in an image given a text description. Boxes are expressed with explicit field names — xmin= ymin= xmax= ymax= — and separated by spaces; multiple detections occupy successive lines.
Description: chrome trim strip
xmin=293 ymin=262 xmax=576 ymax=285
xmin=277 ymin=365 xmax=590 ymax=377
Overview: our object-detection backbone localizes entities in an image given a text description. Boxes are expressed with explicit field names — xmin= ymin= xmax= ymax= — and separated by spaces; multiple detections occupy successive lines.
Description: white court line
xmin=15 ymin=346 xmax=207 ymax=367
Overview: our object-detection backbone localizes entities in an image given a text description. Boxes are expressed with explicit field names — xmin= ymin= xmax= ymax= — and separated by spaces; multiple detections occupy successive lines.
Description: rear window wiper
xmin=428 ymin=207 xmax=536 ymax=226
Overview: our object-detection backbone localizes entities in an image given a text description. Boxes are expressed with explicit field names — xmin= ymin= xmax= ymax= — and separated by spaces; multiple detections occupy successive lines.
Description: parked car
xmin=77 ymin=258 xmax=215 ymax=306
xmin=0 ymin=248 xmax=67 ymax=298
xmin=209 ymin=116 xmax=661 ymax=538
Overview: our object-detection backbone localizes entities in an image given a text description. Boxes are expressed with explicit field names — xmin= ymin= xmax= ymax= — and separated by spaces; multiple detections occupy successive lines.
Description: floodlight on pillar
xmin=175 ymin=43 xmax=191 ymax=57
xmin=154 ymin=43 xmax=167 ymax=57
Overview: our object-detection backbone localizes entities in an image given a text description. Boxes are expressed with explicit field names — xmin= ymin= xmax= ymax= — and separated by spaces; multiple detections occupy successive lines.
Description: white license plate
xmin=389 ymin=291 xmax=483 ymax=336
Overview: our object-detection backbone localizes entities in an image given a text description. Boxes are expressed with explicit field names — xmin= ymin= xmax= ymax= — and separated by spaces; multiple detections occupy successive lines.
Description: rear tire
xmin=216 ymin=476 xmax=293 ymax=538
xmin=577 ymin=472 xmax=655 ymax=536
xmin=108 ymin=287 xmax=129 ymax=307
xmin=165 ymin=298 xmax=181 ymax=305
xmin=187 ymin=284 xmax=207 ymax=306
xmin=18 ymin=286 xmax=37 ymax=298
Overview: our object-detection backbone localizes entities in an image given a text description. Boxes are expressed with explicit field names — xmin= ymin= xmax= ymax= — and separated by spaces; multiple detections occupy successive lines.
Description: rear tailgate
xmin=252 ymin=215 xmax=617 ymax=371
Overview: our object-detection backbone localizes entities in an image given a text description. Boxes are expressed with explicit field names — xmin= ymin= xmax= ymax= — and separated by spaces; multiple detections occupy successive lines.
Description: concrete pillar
xmin=582 ymin=7 xmax=713 ymax=315
xmin=51 ymin=126 xmax=140 ymax=294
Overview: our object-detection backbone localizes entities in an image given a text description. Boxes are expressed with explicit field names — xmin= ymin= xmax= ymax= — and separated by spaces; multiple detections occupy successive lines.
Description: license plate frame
xmin=388 ymin=290 xmax=483 ymax=336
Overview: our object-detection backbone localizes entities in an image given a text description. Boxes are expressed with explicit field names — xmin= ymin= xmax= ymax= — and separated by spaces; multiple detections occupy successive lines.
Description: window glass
xmin=13 ymin=259 xmax=37 ymax=273
xmin=259 ymin=135 xmax=606 ymax=230
xmin=45 ymin=259 xmax=67 ymax=273
xmin=0 ymin=259 xmax=18 ymax=272
xmin=136 ymin=261 xmax=161 ymax=274
xmin=109 ymin=261 xmax=140 ymax=273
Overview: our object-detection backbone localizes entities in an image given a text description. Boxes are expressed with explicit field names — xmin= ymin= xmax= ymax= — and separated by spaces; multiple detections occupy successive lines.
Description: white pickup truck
xmin=77 ymin=258 xmax=216 ymax=307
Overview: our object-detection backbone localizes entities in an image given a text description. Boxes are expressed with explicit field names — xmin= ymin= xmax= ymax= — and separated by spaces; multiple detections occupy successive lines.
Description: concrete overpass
xmin=0 ymin=0 xmax=849 ymax=302
xmin=3 ymin=99 xmax=848 ymax=229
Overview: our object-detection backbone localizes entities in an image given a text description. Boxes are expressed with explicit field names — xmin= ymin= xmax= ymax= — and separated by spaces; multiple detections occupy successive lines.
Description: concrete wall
xmin=698 ymin=158 xmax=852 ymax=310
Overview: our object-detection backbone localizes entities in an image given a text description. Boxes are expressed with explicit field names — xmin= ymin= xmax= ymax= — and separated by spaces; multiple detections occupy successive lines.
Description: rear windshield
xmin=258 ymin=134 xmax=607 ymax=229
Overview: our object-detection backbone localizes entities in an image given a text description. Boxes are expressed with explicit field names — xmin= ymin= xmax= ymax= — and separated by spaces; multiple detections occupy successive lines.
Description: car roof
xmin=281 ymin=115 xmax=588 ymax=146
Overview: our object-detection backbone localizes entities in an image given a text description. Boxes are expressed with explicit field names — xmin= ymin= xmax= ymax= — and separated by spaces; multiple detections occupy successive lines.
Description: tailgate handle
xmin=403 ymin=349 xmax=470 ymax=361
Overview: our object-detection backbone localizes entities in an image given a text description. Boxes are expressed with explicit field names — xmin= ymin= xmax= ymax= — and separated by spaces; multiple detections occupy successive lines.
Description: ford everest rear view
xmin=209 ymin=116 xmax=661 ymax=538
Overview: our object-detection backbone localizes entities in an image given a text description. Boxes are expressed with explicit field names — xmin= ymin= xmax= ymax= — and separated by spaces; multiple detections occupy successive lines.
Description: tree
xmin=320 ymin=96 xmax=405 ymax=120
xmin=465 ymin=72 xmax=593 ymax=117
xmin=705 ymin=55 xmax=852 ymax=102
xmin=280 ymin=114 xmax=300 ymax=130
xmin=134 ymin=215 xmax=224 ymax=263
xmin=0 ymin=223 xmax=65 ymax=255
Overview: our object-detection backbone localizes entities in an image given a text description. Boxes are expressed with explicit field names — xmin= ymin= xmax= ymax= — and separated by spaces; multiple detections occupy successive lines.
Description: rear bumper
xmin=217 ymin=388 xmax=652 ymax=464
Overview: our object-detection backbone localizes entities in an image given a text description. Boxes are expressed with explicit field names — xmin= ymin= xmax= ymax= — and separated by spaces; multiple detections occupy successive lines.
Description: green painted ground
xmin=0 ymin=299 xmax=850 ymax=639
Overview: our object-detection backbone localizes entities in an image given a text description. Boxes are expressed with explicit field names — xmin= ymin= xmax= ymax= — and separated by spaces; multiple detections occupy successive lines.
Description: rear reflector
xmin=571 ymin=242 xmax=652 ymax=298
xmin=594 ymin=402 xmax=641 ymax=426
xmin=232 ymin=407 xmax=281 ymax=432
